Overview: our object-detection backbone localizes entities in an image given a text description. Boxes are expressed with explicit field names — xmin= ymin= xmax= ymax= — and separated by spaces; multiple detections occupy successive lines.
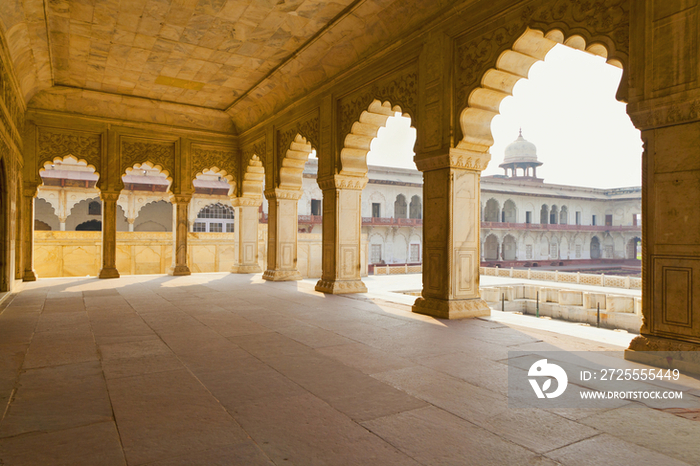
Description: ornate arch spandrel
xmin=190 ymin=144 xmax=237 ymax=193
xmin=454 ymin=0 xmax=630 ymax=148
xmin=120 ymin=139 xmax=176 ymax=191
xmin=276 ymin=114 xmax=320 ymax=169
xmin=36 ymin=128 xmax=102 ymax=176
xmin=338 ymin=68 xmax=418 ymax=147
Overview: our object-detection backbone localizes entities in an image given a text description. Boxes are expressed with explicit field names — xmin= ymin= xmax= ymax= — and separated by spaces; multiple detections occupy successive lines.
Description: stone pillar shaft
xmin=170 ymin=196 xmax=191 ymax=276
xmin=231 ymin=198 xmax=262 ymax=273
xmin=315 ymin=176 xmax=367 ymax=294
xmin=21 ymin=189 xmax=37 ymax=281
xmin=413 ymin=149 xmax=491 ymax=319
xmin=99 ymin=192 xmax=120 ymax=279
xmin=263 ymin=189 xmax=302 ymax=281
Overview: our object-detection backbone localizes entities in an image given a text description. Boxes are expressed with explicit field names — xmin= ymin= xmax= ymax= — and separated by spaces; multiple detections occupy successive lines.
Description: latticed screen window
xmin=197 ymin=204 xmax=235 ymax=219
xmin=576 ymin=244 xmax=582 ymax=258
xmin=550 ymin=243 xmax=558 ymax=257
xmin=210 ymin=223 xmax=223 ymax=232
xmin=370 ymin=244 xmax=382 ymax=263
xmin=526 ymin=245 xmax=533 ymax=259
xmin=409 ymin=244 xmax=420 ymax=262
xmin=226 ymin=223 xmax=235 ymax=233
xmin=193 ymin=222 xmax=206 ymax=232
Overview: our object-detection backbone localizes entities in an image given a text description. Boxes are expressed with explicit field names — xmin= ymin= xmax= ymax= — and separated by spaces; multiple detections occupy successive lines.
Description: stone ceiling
xmin=1 ymin=0 xmax=455 ymax=132
xmin=49 ymin=0 xmax=358 ymax=108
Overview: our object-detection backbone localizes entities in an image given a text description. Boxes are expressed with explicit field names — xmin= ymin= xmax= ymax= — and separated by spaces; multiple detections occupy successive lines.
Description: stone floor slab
xmin=0 ymin=421 xmax=126 ymax=466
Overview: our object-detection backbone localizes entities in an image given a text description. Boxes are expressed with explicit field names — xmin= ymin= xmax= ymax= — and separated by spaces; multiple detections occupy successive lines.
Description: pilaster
xmin=315 ymin=175 xmax=368 ymax=294
xmin=169 ymin=194 xmax=191 ymax=276
xmin=21 ymin=185 xmax=37 ymax=281
xmin=262 ymin=188 xmax=303 ymax=281
xmin=412 ymin=148 xmax=491 ymax=319
xmin=99 ymin=191 xmax=120 ymax=279
xmin=231 ymin=196 xmax=262 ymax=274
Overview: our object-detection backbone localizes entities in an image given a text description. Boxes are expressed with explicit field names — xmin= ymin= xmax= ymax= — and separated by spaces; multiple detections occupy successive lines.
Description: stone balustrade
xmin=481 ymin=284 xmax=641 ymax=332
xmin=480 ymin=266 xmax=641 ymax=289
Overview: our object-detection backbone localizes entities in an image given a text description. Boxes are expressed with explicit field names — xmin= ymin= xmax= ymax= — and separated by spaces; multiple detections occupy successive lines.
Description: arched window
xmin=484 ymin=235 xmax=499 ymax=260
xmin=550 ymin=205 xmax=559 ymax=225
xmin=88 ymin=201 xmax=101 ymax=216
xmin=560 ymin=206 xmax=568 ymax=225
xmin=484 ymin=199 xmax=500 ymax=222
xmin=503 ymin=200 xmax=516 ymax=223
xmin=590 ymin=236 xmax=601 ymax=259
xmin=394 ymin=194 xmax=407 ymax=218
xmin=502 ymin=235 xmax=517 ymax=260
xmin=193 ymin=203 xmax=236 ymax=233
xmin=409 ymin=195 xmax=422 ymax=219
xmin=540 ymin=205 xmax=549 ymax=224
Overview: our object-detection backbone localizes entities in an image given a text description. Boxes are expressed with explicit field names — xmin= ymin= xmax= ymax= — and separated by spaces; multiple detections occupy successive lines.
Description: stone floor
xmin=0 ymin=273 xmax=699 ymax=465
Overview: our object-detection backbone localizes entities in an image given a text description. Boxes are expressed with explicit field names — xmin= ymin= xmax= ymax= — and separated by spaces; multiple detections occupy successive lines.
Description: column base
xmin=625 ymin=334 xmax=700 ymax=375
xmin=262 ymin=269 xmax=302 ymax=281
xmin=231 ymin=264 xmax=262 ymax=274
xmin=22 ymin=270 xmax=37 ymax=282
xmin=315 ymin=279 xmax=367 ymax=294
xmin=168 ymin=266 xmax=191 ymax=276
xmin=98 ymin=267 xmax=120 ymax=279
xmin=412 ymin=296 xmax=491 ymax=319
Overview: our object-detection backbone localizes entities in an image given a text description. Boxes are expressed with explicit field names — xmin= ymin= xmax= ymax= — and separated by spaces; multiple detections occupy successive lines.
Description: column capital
xmin=100 ymin=191 xmax=121 ymax=202
xmin=317 ymin=175 xmax=368 ymax=191
xmin=23 ymin=183 xmax=39 ymax=198
xmin=230 ymin=196 xmax=262 ymax=207
xmin=170 ymin=194 xmax=192 ymax=204
xmin=264 ymin=188 xmax=302 ymax=201
xmin=414 ymin=148 xmax=491 ymax=172
xmin=627 ymin=96 xmax=700 ymax=131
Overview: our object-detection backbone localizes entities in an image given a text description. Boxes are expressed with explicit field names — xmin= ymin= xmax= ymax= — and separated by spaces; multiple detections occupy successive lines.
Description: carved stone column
xmin=315 ymin=175 xmax=368 ymax=294
xmin=412 ymin=148 xmax=491 ymax=319
xmin=99 ymin=191 xmax=120 ymax=279
xmin=231 ymin=197 xmax=262 ymax=274
xmin=21 ymin=186 xmax=37 ymax=281
xmin=622 ymin=2 xmax=700 ymax=370
xmin=169 ymin=195 xmax=191 ymax=276
xmin=262 ymin=189 xmax=302 ymax=281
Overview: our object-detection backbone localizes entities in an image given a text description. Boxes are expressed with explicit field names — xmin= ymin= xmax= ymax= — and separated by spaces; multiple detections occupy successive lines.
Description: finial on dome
xmin=518 ymin=127 xmax=522 ymax=137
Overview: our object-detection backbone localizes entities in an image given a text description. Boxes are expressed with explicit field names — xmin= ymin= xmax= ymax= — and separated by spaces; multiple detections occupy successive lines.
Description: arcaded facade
xmin=0 ymin=0 xmax=697 ymax=365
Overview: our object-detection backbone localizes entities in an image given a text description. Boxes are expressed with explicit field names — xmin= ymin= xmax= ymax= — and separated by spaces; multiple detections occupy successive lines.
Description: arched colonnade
xmin=21 ymin=18 xmax=632 ymax=319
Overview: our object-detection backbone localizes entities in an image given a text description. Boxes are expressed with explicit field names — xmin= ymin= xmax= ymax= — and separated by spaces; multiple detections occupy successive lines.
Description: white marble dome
xmin=504 ymin=131 xmax=538 ymax=163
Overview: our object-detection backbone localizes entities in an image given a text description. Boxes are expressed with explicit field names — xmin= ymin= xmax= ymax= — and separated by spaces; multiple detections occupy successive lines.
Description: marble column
xmin=99 ymin=191 xmax=120 ymax=279
xmin=315 ymin=175 xmax=368 ymax=294
xmin=262 ymin=189 xmax=302 ymax=281
xmin=21 ymin=186 xmax=37 ymax=281
xmin=412 ymin=148 xmax=491 ymax=319
xmin=169 ymin=195 xmax=191 ymax=276
xmin=231 ymin=197 xmax=262 ymax=274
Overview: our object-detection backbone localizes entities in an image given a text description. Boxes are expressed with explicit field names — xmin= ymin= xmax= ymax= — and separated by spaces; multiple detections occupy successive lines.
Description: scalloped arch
xmin=242 ymin=154 xmax=264 ymax=198
xmin=458 ymin=28 xmax=627 ymax=153
xmin=123 ymin=162 xmax=173 ymax=192
xmin=38 ymin=155 xmax=100 ymax=181
xmin=133 ymin=199 xmax=172 ymax=220
xmin=279 ymin=134 xmax=313 ymax=191
xmin=193 ymin=167 xmax=236 ymax=196
xmin=340 ymin=99 xmax=414 ymax=177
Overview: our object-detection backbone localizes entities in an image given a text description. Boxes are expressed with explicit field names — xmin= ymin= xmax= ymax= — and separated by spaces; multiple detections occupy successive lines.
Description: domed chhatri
xmin=499 ymin=129 xmax=543 ymax=182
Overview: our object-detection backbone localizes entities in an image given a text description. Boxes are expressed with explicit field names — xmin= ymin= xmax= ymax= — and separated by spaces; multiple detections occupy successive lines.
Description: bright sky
xmin=367 ymin=44 xmax=643 ymax=189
